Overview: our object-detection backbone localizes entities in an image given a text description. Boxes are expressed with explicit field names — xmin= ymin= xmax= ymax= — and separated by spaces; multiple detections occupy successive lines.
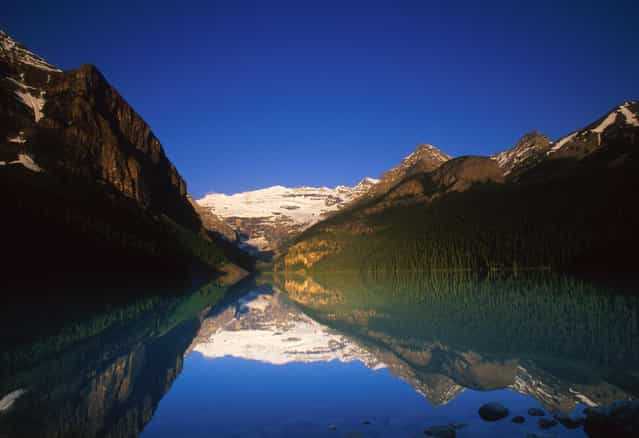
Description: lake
xmin=1 ymin=272 xmax=638 ymax=437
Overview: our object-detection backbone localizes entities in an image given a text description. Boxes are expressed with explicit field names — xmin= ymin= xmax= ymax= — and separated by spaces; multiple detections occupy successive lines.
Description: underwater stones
xmin=538 ymin=417 xmax=558 ymax=429
xmin=424 ymin=423 xmax=466 ymax=438
xmin=528 ymin=407 xmax=546 ymax=416
xmin=478 ymin=402 xmax=509 ymax=421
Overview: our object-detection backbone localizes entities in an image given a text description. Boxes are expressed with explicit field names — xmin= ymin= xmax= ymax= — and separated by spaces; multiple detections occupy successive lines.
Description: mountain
xmin=197 ymin=177 xmax=378 ymax=256
xmin=281 ymin=101 xmax=639 ymax=274
xmin=369 ymin=143 xmax=451 ymax=196
xmin=0 ymin=30 xmax=239 ymax=290
xmin=491 ymin=131 xmax=551 ymax=179
xmin=196 ymin=143 xmax=451 ymax=257
xmin=548 ymin=101 xmax=639 ymax=159
xmin=492 ymin=102 xmax=639 ymax=179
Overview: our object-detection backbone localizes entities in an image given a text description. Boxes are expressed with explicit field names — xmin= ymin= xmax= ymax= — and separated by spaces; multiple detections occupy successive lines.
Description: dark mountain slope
xmin=0 ymin=30 xmax=243 ymax=291
xmin=281 ymin=104 xmax=639 ymax=274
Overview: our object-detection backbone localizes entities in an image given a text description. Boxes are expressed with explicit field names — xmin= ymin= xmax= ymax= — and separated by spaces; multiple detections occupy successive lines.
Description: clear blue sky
xmin=4 ymin=1 xmax=638 ymax=197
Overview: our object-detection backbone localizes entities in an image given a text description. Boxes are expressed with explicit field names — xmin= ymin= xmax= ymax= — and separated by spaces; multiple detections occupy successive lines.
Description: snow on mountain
xmin=491 ymin=131 xmax=551 ymax=177
xmin=0 ymin=30 xmax=60 ymax=73
xmin=492 ymin=102 xmax=639 ymax=177
xmin=1 ymin=30 xmax=59 ymax=151
xmin=197 ymin=177 xmax=378 ymax=253
xmin=548 ymin=101 xmax=639 ymax=157
xmin=192 ymin=289 xmax=385 ymax=368
xmin=8 ymin=77 xmax=46 ymax=122
xmin=0 ymin=153 xmax=43 ymax=172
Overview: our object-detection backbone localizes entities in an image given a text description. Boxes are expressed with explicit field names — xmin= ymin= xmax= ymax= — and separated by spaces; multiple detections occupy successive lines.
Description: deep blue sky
xmin=4 ymin=1 xmax=638 ymax=196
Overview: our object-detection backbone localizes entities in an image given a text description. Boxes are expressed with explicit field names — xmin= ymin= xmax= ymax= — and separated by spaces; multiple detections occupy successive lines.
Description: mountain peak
xmin=372 ymin=143 xmax=450 ymax=195
xmin=548 ymin=100 xmax=639 ymax=158
xmin=198 ymin=180 xmax=375 ymax=253
xmin=356 ymin=176 xmax=380 ymax=187
xmin=409 ymin=143 xmax=452 ymax=163
xmin=0 ymin=29 xmax=60 ymax=73
xmin=492 ymin=131 xmax=551 ymax=177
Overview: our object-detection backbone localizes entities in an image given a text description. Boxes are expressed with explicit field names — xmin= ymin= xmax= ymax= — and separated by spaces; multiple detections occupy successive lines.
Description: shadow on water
xmin=0 ymin=276 xmax=258 ymax=438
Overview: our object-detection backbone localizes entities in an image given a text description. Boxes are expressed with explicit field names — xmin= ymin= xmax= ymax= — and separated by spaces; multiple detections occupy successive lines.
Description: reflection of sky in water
xmin=142 ymin=354 xmax=587 ymax=438
xmin=142 ymin=282 xmax=592 ymax=438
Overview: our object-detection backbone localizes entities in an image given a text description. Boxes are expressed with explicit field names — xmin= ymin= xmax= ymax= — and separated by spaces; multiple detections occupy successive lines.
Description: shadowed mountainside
xmin=0 ymin=30 xmax=250 ymax=290
xmin=280 ymin=102 xmax=639 ymax=275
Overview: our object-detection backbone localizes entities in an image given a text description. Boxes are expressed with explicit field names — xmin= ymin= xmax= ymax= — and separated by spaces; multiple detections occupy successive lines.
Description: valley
xmin=2 ymin=14 xmax=639 ymax=438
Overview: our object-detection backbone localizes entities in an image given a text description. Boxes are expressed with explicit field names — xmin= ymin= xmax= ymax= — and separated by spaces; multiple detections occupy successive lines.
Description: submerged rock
xmin=424 ymin=423 xmax=466 ymax=437
xmin=512 ymin=415 xmax=526 ymax=423
xmin=583 ymin=400 xmax=639 ymax=437
xmin=538 ymin=417 xmax=558 ymax=429
xmin=478 ymin=402 xmax=509 ymax=421
xmin=528 ymin=407 xmax=546 ymax=416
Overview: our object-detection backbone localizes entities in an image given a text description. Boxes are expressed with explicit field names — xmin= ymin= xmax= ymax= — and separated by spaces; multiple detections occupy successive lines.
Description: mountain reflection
xmin=1 ymin=272 xmax=637 ymax=437
xmin=0 ymin=281 xmax=234 ymax=438
xmin=189 ymin=286 xmax=384 ymax=369
xmin=275 ymin=271 xmax=639 ymax=412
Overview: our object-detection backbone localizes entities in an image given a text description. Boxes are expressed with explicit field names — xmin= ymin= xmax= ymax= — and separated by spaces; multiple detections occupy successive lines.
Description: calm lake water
xmin=1 ymin=272 xmax=638 ymax=437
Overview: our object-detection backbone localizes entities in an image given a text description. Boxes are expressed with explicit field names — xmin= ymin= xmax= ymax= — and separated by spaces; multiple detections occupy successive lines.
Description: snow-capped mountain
xmin=547 ymin=101 xmax=639 ymax=159
xmin=0 ymin=29 xmax=196 ymax=219
xmin=492 ymin=102 xmax=639 ymax=178
xmin=2 ymin=30 xmax=232 ymax=288
xmin=0 ymin=30 xmax=60 ymax=73
xmin=0 ymin=30 xmax=60 ymax=173
xmin=197 ymin=177 xmax=378 ymax=254
xmin=196 ymin=144 xmax=452 ymax=255
xmin=491 ymin=131 xmax=551 ymax=178
xmin=190 ymin=287 xmax=385 ymax=368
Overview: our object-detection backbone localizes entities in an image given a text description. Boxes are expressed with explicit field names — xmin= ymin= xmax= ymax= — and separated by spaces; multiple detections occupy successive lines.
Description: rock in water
xmin=538 ymin=417 xmax=558 ymax=429
xmin=478 ymin=402 xmax=509 ymax=421
xmin=528 ymin=407 xmax=546 ymax=416
xmin=424 ymin=423 xmax=466 ymax=437
xmin=512 ymin=415 xmax=526 ymax=423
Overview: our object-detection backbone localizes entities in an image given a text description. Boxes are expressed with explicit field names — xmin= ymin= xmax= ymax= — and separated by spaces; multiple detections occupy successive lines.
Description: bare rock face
xmin=548 ymin=102 xmax=639 ymax=161
xmin=370 ymin=143 xmax=450 ymax=196
xmin=432 ymin=156 xmax=504 ymax=192
xmin=189 ymin=196 xmax=238 ymax=242
xmin=0 ymin=30 xmax=202 ymax=233
xmin=383 ymin=156 xmax=503 ymax=205
xmin=491 ymin=131 xmax=551 ymax=179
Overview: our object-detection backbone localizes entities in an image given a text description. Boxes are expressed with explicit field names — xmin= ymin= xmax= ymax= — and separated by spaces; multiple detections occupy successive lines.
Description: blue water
xmin=142 ymin=353 xmax=587 ymax=438
xmin=4 ymin=273 xmax=634 ymax=437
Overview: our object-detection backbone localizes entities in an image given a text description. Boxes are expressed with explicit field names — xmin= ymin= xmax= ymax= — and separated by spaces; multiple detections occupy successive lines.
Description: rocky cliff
xmin=0 ymin=30 xmax=233 ymax=288
xmin=1 ymin=30 xmax=202 ymax=233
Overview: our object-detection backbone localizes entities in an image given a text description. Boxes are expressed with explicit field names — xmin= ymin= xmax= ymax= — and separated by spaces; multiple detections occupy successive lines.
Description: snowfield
xmin=197 ymin=178 xmax=378 ymax=251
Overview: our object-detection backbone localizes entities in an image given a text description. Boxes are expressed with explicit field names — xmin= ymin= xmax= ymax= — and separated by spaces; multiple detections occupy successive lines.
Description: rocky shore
xmin=422 ymin=400 xmax=638 ymax=437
